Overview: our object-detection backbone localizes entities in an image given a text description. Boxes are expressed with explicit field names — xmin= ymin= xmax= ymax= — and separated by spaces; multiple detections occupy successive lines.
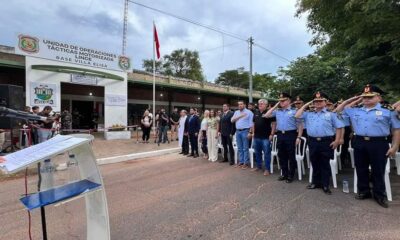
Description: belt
xmin=354 ymin=136 xmax=388 ymax=141
xmin=276 ymin=130 xmax=297 ymax=134
xmin=309 ymin=136 xmax=334 ymax=142
xmin=237 ymin=128 xmax=249 ymax=131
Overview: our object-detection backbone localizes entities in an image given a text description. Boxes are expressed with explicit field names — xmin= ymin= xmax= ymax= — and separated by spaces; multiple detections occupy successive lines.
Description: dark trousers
xmin=189 ymin=133 xmax=198 ymax=154
xmin=201 ymin=130 xmax=208 ymax=154
xmin=182 ymin=135 xmax=189 ymax=154
xmin=221 ymin=134 xmax=234 ymax=163
xmin=277 ymin=132 xmax=297 ymax=178
xmin=340 ymin=126 xmax=351 ymax=164
xmin=308 ymin=138 xmax=334 ymax=187
xmin=158 ymin=126 xmax=169 ymax=143
xmin=353 ymin=138 xmax=389 ymax=199
xmin=142 ymin=127 xmax=151 ymax=141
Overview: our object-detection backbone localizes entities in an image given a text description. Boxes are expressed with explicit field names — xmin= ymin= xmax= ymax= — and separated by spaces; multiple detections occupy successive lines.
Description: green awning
xmin=31 ymin=65 xmax=124 ymax=81
xmin=0 ymin=59 xmax=25 ymax=69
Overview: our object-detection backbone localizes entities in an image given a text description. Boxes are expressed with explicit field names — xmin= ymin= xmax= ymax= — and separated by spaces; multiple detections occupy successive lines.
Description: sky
xmin=0 ymin=0 xmax=314 ymax=81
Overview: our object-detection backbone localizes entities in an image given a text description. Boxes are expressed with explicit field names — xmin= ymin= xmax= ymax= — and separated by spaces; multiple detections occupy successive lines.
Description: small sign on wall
xmin=30 ymin=82 xmax=58 ymax=107
xmin=71 ymin=74 xmax=98 ymax=85
xmin=105 ymin=94 xmax=127 ymax=106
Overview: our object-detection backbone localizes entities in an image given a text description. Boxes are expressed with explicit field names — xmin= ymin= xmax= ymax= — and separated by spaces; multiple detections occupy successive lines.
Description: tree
xmin=296 ymin=0 xmax=400 ymax=97
xmin=142 ymin=49 xmax=205 ymax=81
xmin=215 ymin=67 xmax=249 ymax=88
xmin=278 ymin=48 xmax=363 ymax=102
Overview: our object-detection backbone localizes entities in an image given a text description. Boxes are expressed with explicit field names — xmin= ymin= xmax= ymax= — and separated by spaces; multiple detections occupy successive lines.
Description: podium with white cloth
xmin=0 ymin=135 xmax=110 ymax=240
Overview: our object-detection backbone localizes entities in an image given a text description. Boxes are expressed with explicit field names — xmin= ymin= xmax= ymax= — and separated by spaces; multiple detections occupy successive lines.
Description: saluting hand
xmin=304 ymin=100 xmax=313 ymax=107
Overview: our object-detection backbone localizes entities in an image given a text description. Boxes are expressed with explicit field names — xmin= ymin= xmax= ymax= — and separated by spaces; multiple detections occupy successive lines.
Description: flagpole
xmin=152 ymin=21 xmax=156 ymax=129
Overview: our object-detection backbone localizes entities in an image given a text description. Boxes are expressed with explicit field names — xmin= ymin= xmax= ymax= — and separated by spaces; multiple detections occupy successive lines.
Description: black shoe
xmin=179 ymin=152 xmax=184 ymax=154
xmin=183 ymin=152 xmax=189 ymax=155
xmin=188 ymin=154 xmax=194 ymax=157
xmin=193 ymin=154 xmax=199 ymax=158
xmin=220 ymin=160 xmax=228 ymax=163
xmin=286 ymin=178 xmax=293 ymax=183
xmin=278 ymin=176 xmax=287 ymax=181
xmin=374 ymin=197 xmax=389 ymax=208
xmin=229 ymin=162 xmax=234 ymax=166
xmin=157 ymin=142 xmax=160 ymax=146
xmin=355 ymin=192 xmax=372 ymax=200
xmin=323 ymin=187 xmax=332 ymax=195
xmin=307 ymin=184 xmax=321 ymax=189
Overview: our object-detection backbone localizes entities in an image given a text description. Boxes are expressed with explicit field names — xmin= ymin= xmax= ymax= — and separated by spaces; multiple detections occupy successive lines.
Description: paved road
xmin=1 ymin=153 xmax=400 ymax=239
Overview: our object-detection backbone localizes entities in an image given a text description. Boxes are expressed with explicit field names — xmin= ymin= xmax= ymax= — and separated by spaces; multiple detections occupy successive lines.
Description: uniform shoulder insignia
xmin=381 ymin=103 xmax=394 ymax=111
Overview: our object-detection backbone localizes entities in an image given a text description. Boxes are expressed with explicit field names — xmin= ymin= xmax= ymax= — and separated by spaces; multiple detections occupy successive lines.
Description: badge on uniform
xmin=376 ymin=111 xmax=382 ymax=116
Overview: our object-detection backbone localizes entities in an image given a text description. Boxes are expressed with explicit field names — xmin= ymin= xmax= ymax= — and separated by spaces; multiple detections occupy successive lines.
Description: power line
xmin=128 ymin=1 xmax=292 ymax=63
xmin=254 ymin=43 xmax=291 ymax=63
xmin=128 ymin=0 xmax=248 ymax=42
xmin=198 ymin=41 xmax=242 ymax=53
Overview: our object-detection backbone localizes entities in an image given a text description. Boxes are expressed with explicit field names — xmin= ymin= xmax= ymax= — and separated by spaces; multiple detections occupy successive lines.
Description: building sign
xmin=71 ymin=74 xmax=99 ymax=85
xmin=16 ymin=34 xmax=131 ymax=72
xmin=105 ymin=94 xmax=127 ymax=106
xmin=30 ymin=82 xmax=58 ymax=107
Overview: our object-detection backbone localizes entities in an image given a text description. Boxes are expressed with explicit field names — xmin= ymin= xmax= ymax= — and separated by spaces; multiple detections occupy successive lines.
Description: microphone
xmin=0 ymin=107 xmax=47 ymax=121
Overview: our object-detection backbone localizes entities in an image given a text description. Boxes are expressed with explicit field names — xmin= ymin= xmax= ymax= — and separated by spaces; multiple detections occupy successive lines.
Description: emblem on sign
xmin=118 ymin=56 xmax=131 ymax=70
xmin=18 ymin=35 xmax=39 ymax=54
xmin=34 ymin=85 xmax=53 ymax=101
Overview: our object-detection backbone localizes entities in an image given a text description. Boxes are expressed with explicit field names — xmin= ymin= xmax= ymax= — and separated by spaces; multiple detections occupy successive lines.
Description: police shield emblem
xmin=18 ymin=35 xmax=39 ymax=54
xmin=118 ymin=56 xmax=131 ymax=71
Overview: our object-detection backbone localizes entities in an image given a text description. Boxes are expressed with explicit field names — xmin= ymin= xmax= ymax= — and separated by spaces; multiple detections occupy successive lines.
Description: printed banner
xmin=30 ymin=82 xmax=58 ymax=107
xmin=16 ymin=34 xmax=131 ymax=72
xmin=105 ymin=94 xmax=127 ymax=106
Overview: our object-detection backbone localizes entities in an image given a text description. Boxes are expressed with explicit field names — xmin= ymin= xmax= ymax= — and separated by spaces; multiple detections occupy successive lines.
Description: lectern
xmin=0 ymin=135 xmax=110 ymax=240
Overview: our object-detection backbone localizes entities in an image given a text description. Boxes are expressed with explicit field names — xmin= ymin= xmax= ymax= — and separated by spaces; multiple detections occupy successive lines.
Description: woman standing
xmin=200 ymin=110 xmax=210 ymax=159
xmin=141 ymin=110 xmax=152 ymax=143
xmin=207 ymin=110 xmax=220 ymax=162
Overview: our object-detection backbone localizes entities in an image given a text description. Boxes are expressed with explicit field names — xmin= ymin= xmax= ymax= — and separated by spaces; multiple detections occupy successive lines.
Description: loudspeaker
xmin=0 ymin=84 xmax=24 ymax=129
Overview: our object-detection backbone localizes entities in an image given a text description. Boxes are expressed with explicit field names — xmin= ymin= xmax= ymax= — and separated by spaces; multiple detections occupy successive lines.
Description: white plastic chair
xmin=353 ymin=144 xmax=393 ymax=201
xmin=232 ymin=134 xmax=239 ymax=164
xmin=329 ymin=145 xmax=342 ymax=188
xmin=306 ymin=146 xmax=311 ymax=169
xmin=295 ymin=137 xmax=307 ymax=180
xmin=395 ymin=152 xmax=400 ymax=176
xmin=249 ymin=138 xmax=255 ymax=168
xmin=270 ymin=135 xmax=280 ymax=173
xmin=336 ymin=144 xmax=342 ymax=171
xmin=217 ymin=136 xmax=224 ymax=157
xmin=348 ymin=140 xmax=355 ymax=168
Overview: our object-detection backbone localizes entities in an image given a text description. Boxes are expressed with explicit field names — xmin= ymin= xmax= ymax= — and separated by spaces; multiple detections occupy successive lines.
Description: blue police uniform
xmin=344 ymin=103 xmax=400 ymax=199
xmin=271 ymin=93 xmax=298 ymax=181
xmin=302 ymin=107 xmax=344 ymax=189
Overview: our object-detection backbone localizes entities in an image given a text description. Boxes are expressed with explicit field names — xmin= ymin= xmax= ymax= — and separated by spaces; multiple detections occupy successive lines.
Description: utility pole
xmin=248 ymin=36 xmax=254 ymax=103
xmin=122 ymin=0 xmax=129 ymax=55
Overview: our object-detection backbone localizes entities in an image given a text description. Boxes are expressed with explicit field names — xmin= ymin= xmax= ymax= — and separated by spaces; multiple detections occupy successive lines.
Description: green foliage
xmin=296 ymin=0 xmax=400 ymax=98
xmin=142 ymin=49 xmax=205 ymax=81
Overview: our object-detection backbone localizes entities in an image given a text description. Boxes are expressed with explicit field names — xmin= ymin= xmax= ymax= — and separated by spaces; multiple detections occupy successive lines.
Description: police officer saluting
xmin=295 ymin=92 xmax=344 ymax=194
xmin=264 ymin=93 xmax=302 ymax=183
xmin=336 ymin=84 xmax=400 ymax=208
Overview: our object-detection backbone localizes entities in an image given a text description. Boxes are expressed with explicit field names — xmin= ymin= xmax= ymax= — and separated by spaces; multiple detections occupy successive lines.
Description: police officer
xmin=264 ymin=93 xmax=302 ymax=183
xmin=295 ymin=92 xmax=344 ymax=194
xmin=336 ymin=84 xmax=400 ymax=208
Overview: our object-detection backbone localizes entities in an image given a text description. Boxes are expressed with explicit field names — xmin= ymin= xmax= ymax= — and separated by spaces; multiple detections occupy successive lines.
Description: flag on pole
xmin=154 ymin=24 xmax=161 ymax=59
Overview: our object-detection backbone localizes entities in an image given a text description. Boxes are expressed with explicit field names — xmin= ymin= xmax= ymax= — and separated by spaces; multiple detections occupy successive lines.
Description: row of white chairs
xmin=217 ymin=135 xmax=399 ymax=201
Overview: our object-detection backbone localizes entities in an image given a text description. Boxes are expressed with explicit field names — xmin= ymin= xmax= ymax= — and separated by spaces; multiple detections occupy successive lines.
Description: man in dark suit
xmin=188 ymin=107 xmax=200 ymax=158
xmin=181 ymin=110 xmax=190 ymax=155
xmin=218 ymin=104 xmax=236 ymax=165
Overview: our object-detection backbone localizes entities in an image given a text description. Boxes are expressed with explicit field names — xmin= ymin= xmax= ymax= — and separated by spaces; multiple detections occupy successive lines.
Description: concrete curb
xmin=97 ymin=147 xmax=181 ymax=165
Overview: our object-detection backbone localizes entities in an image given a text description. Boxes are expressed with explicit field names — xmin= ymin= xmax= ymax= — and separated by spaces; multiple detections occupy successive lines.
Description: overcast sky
xmin=0 ymin=0 xmax=314 ymax=81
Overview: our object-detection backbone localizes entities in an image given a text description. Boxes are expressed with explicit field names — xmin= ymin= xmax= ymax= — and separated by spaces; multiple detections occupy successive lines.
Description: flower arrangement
xmin=108 ymin=124 xmax=126 ymax=131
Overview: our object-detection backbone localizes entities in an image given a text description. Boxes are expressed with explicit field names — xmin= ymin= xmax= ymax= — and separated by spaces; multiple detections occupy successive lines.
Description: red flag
xmin=154 ymin=24 xmax=160 ymax=59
